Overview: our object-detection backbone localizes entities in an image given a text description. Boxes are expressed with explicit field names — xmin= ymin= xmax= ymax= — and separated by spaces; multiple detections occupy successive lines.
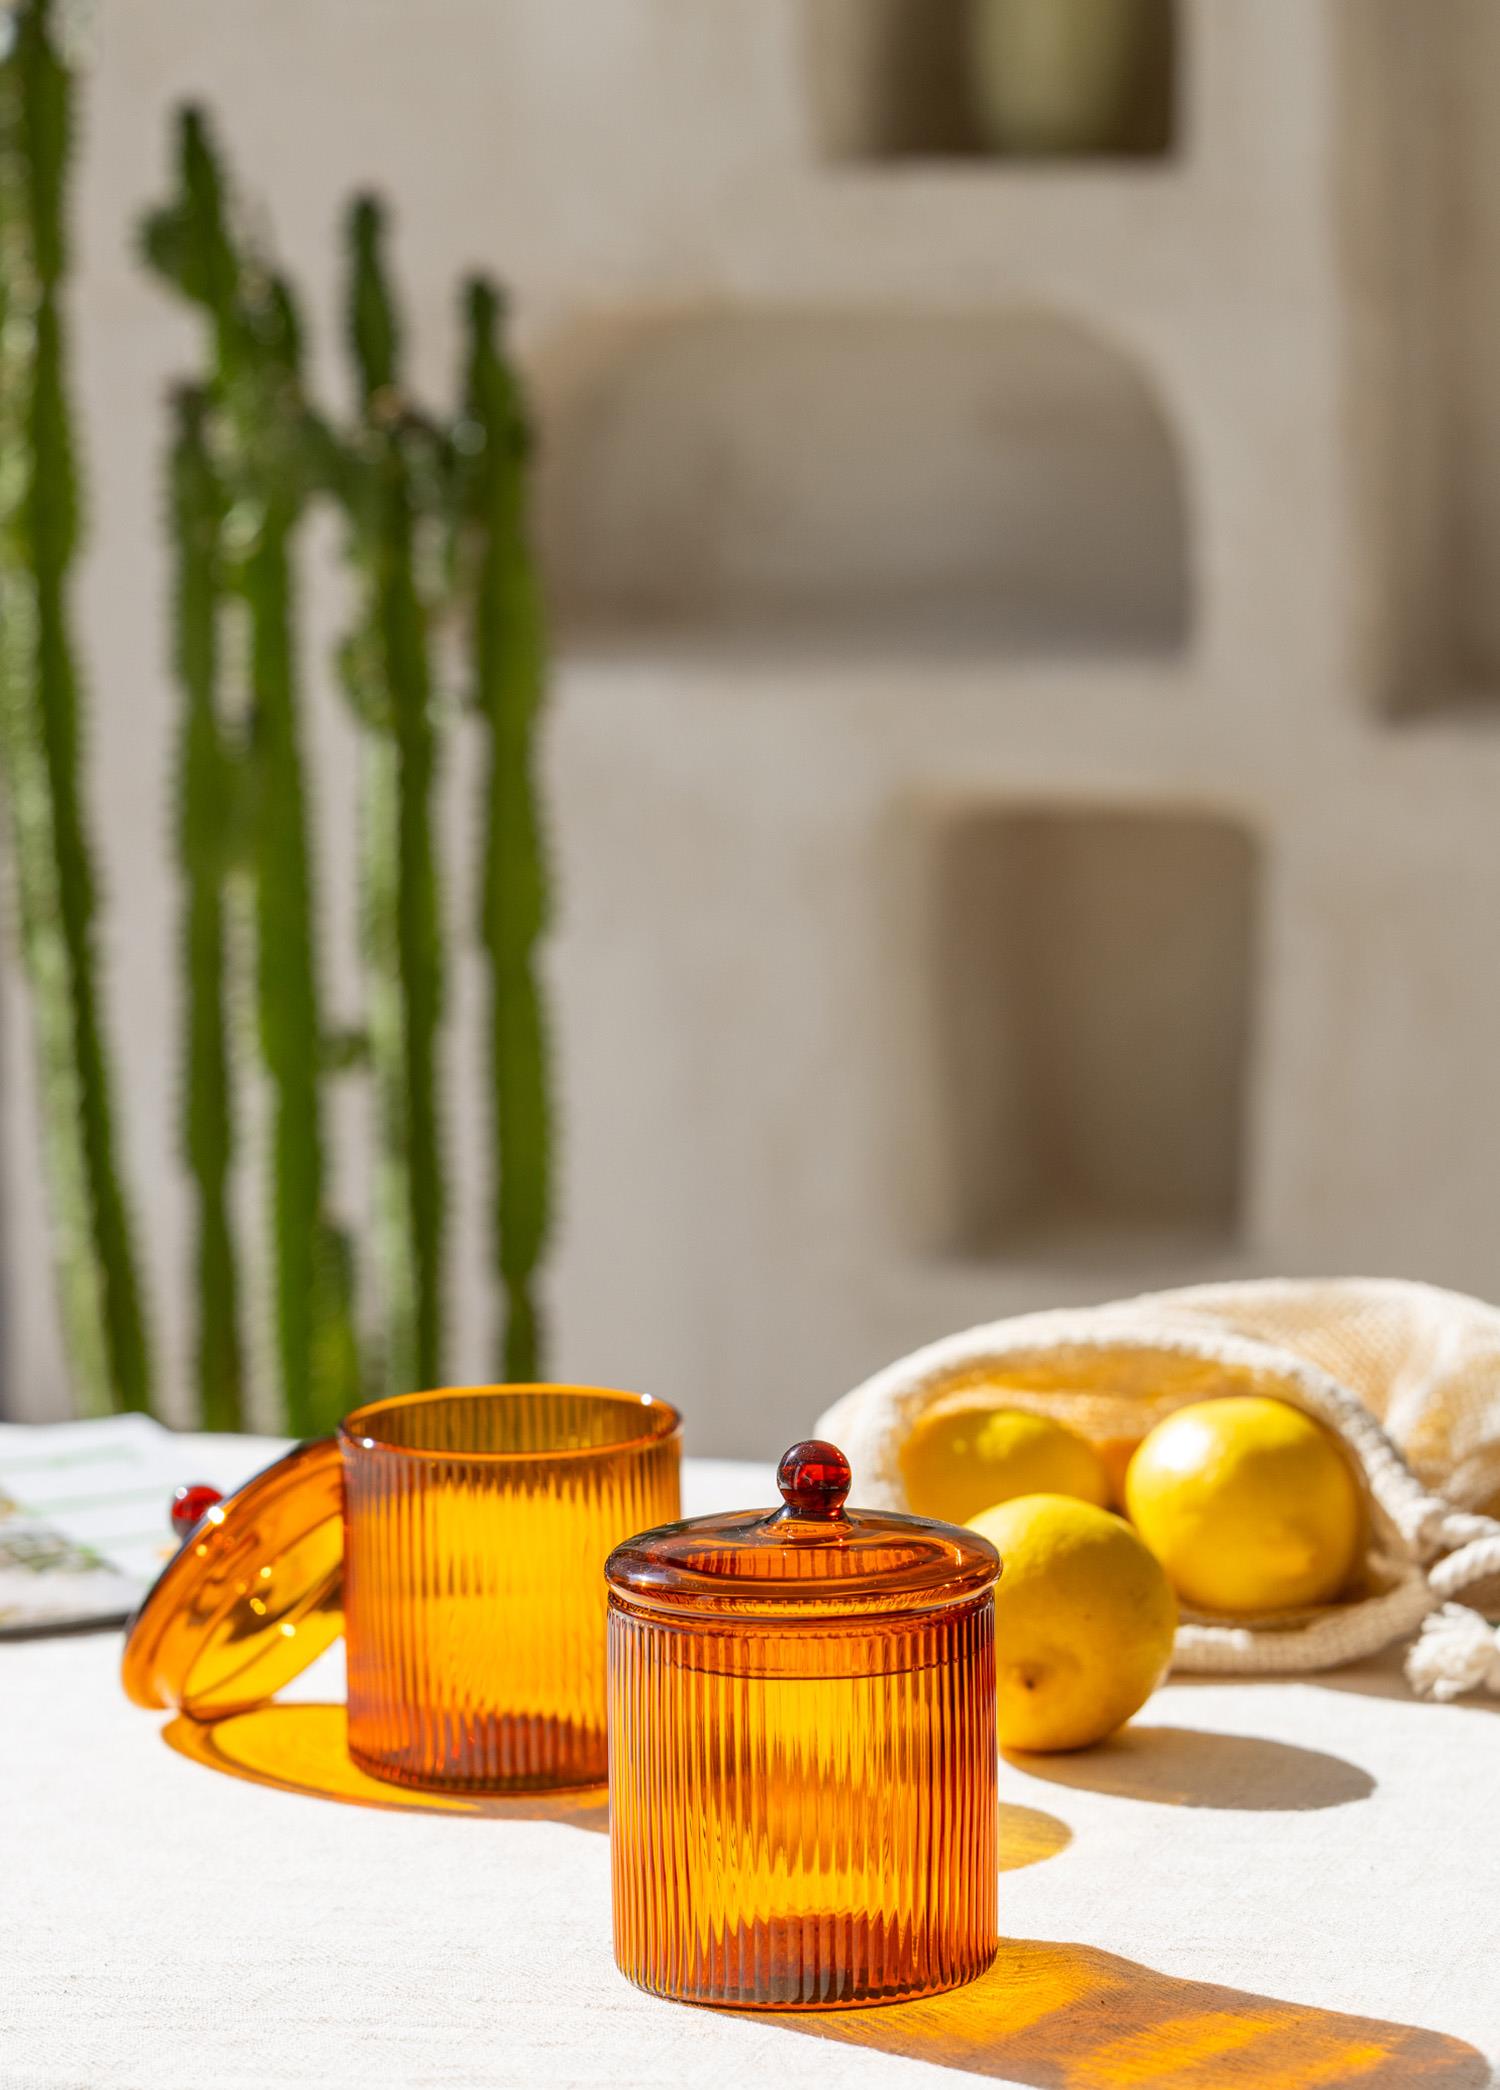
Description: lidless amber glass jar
xmin=342 ymin=1386 xmax=681 ymax=1790
xmin=123 ymin=1385 xmax=680 ymax=1795
xmin=606 ymin=1440 xmax=1000 ymax=2011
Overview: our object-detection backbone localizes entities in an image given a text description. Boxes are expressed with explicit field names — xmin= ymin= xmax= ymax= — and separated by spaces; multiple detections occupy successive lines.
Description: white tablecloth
xmin=4 ymin=1455 xmax=1498 ymax=2089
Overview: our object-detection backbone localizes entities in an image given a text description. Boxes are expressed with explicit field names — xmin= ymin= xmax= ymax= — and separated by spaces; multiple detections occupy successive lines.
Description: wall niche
xmin=930 ymin=804 xmax=1258 ymax=1256
xmin=803 ymin=0 xmax=1177 ymax=164
xmin=542 ymin=310 xmax=1191 ymax=660
xmin=1344 ymin=0 xmax=1500 ymax=715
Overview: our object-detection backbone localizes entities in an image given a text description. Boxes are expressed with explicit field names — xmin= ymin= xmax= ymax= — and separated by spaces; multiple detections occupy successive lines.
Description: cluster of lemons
xmin=902 ymin=1392 xmax=1363 ymax=1754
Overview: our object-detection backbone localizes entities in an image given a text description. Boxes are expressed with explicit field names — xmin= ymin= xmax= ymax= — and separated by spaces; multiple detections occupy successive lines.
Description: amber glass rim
xmin=339 ymin=1383 xmax=682 ymax=1464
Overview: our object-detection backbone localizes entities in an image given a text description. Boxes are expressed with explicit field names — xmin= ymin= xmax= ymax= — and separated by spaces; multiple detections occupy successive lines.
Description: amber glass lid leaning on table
xmin=119 ymin=1436 xmax=345 ymax=1719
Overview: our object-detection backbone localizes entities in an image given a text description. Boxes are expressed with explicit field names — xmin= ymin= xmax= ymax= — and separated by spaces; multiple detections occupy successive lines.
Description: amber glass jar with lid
xmin=606 ymin=1440 xmax=1000 ymax=2010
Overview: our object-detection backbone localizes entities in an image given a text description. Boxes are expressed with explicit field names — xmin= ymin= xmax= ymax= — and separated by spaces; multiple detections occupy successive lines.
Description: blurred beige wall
xmin=6 ymin=1 xmax=1500 ymax=1453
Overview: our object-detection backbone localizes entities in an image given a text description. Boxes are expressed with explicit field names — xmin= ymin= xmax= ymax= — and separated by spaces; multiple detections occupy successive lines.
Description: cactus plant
xmin=0 ymin=0 xmax=153 ymax=1415
xmin=144 ymin=108 xmax=358 ymax=1434
xmin=0 ymin=39 xmax=557 ymax=1425
xmin=168 ymin=383 xmax=245 ymax=1430
xmin=340 ymin=196 xmax=446 ymax=1395
xmin=145 ymin=112 xmax=556 ymax=1410
xmin=458 ymin=282 xmax=553 ymax=1381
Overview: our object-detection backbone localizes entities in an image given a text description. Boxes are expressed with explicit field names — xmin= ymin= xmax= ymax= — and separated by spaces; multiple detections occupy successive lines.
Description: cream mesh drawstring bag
xmin=816 ymin=1278 xmax=1500 ymax=1700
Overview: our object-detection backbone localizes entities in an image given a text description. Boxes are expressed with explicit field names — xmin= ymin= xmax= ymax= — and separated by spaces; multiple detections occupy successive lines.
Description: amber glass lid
xmin=605 ymin=1440 xmax=999 ymax=1622
xmin=121 ymin=1435 xmax=344 ymax=1719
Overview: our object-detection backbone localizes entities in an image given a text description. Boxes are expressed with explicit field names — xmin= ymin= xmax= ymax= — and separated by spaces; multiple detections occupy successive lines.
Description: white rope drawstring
xmin=1407 ymin=1605 xmax=1500 ymax=1702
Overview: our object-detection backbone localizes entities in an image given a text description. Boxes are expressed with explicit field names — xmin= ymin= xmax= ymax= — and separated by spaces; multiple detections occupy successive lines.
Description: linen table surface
xmin=3 ymin=1449 xmax=1497 ymax=2090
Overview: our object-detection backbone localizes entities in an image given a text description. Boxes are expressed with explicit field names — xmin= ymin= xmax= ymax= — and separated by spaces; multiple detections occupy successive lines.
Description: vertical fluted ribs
xmin=344 ymin=1413 xmax=677 ymax=1792
xmin=610 ymin=1595 xmax=997 ymax=2009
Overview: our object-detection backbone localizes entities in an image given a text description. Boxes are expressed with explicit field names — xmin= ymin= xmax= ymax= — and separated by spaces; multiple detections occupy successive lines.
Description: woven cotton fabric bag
xmin=816 ymin=1278 xmax=1500 ymax=1699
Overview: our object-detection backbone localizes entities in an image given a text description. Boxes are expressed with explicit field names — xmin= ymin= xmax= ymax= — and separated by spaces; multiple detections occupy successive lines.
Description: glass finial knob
xmin=170 ymin=1482 xmax=223 ymax=1541
xmin=777 ymin=1440 xmax=851 ymax=1518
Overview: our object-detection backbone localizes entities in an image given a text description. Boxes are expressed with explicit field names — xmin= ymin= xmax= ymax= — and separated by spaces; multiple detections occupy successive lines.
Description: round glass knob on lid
xmin=774 ymin=1439 xmax=852 ymax=1517
xmin=169 ymin=1482 xmax=224 ymax=1541
xmin=605 ymin=1437 xmax=1000 ymax=1622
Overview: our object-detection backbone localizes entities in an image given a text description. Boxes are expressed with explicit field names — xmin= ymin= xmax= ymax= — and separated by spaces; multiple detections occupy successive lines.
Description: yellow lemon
xmin=1124 ymin=1395 xmax=1362 ymax=1615
xmin=901 ymin=1401 xmax=1110 ymax=1525
xmin=969 ymin=1493 xmax=1177 ymax=1752
xmin=1094 ymin=1434 xmax=1143 ymax=1511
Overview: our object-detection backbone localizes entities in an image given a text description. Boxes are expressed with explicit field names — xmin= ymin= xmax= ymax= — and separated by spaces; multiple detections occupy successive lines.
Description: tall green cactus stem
xmin=169 ymin=385 xmax=245 ymax=1430
xmin=247 ymin=478 xmax=328 ymax=1435
xmin=144 ymin=108 xmax=357 ymax=1433
xmin=342 ymin=197 xmax=445 ymax=1394
xmin=459 ymin=282 xmax=553 ymax=1380
xmin=0 ymin=0 xmax=153 ymax=1414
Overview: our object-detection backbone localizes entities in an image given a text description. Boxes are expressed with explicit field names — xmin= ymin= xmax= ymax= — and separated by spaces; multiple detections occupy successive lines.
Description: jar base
xmin=348 ymin=1736 xmax=607 ymax=1797
xmin=617 ymin=1941 xmax=998 ymax=2013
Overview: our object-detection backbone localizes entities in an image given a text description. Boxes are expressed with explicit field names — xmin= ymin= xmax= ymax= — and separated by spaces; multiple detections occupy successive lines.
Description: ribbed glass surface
xmin=609 ymin=1594 xmax=997 ymax=2008
xmin=342 ymin=1386 xmax=679 ymax=1792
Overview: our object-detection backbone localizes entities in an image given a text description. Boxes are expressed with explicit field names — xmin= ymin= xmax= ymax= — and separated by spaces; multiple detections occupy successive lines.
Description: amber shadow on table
xmin=1007 ymin=1725 xmax=1375 ymax=1810
xmin=998 ymin=1803 xmax=1071 ymax=1872
xmin=782 ymin=1939 xmax=1489 ymax=2087
xmin=161 ymin=1703 xmax=608 ymax=1829
xmin=163 ymin=1708 xmax=1063 ymax=1865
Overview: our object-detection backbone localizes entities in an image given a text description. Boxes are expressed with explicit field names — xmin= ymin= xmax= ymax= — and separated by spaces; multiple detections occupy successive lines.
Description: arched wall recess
xmin=539 ymin=309 xmax=1193 ymax=661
